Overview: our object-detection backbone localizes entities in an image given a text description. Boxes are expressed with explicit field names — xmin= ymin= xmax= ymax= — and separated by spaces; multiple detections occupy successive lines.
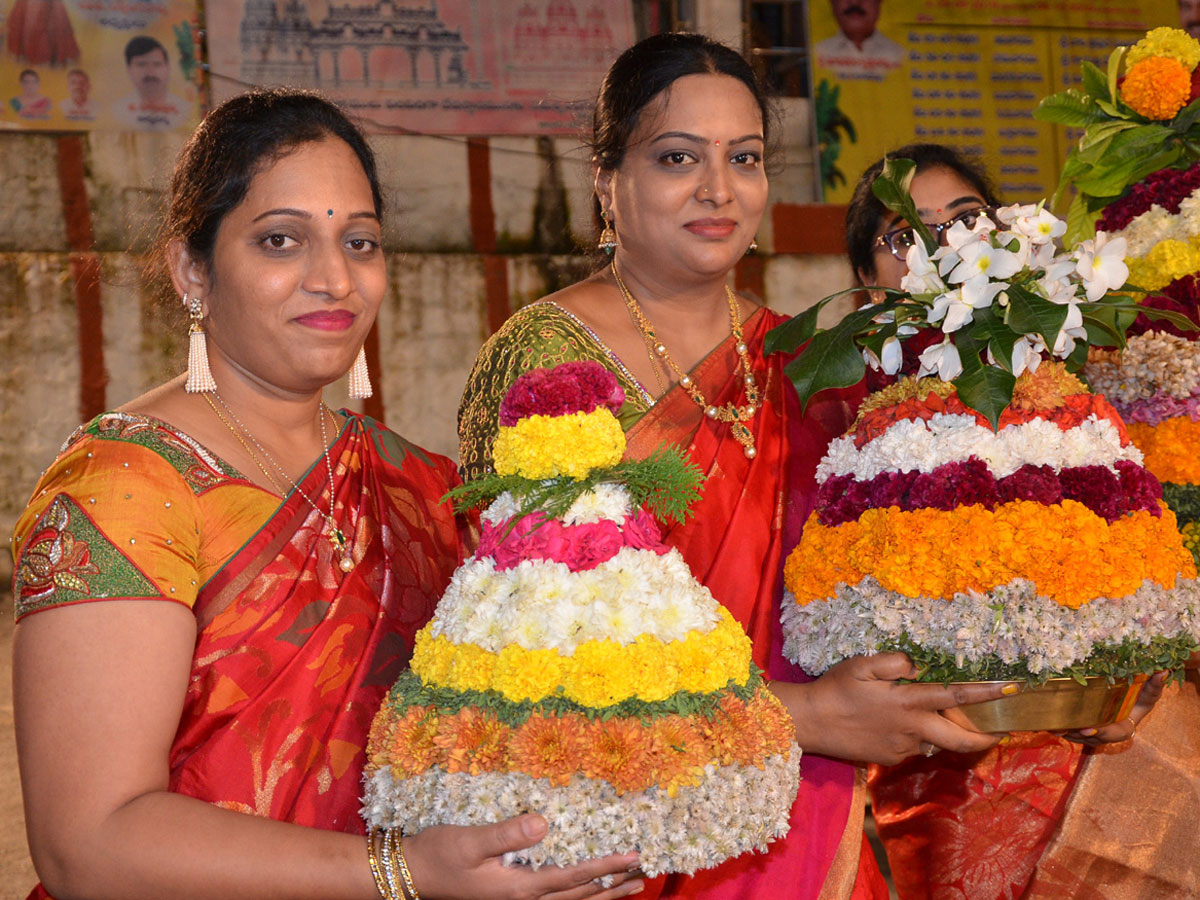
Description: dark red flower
xmin=498 ymin=361 xmax=626 ymax=425
xmin=1114 ymin=459 xmax=1164 ymax=517
xmin=997 ymin=464 xmax=1063 ymax=506
xmin=1060 ymin=465 xmax=1122 ymax=521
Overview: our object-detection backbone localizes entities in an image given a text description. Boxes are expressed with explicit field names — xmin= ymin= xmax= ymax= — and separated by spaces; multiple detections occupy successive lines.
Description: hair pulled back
xmin=591 ymin=32 xmax=772 ymax=172
xmin=846 ymin=142 xmax=999 ymax=283
xmin=161 ymin=88 xmax=382 ymax=276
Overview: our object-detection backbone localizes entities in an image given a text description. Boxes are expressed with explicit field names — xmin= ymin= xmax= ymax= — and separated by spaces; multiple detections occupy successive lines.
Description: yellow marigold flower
xmin=1126 ymin=27 xmax=1200 ymax=71
xmin=1126 ymin=417 xmax=1200 ymax=484
xmin=786 ymin=501 xmax=1194 ymax=608
xmin=492 ymin=409 xmax=625 ymax=480
xmin=1125 ymin=237 xmax=1200 ymax=291
xmin=1120 ymin=56 xmax=1192 ymax=120
xmin=415 ymin=609 xmax=750 ymax=704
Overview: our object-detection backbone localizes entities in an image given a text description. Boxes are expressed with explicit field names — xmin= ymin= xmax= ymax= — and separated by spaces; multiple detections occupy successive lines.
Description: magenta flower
xmin=499 ymin=361 xmax=626 ymax=426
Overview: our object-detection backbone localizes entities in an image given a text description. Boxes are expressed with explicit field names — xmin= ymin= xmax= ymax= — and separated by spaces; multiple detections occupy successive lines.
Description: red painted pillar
xmin=467 ymin=137 xmax=509 ymax=334
xmin=56 ymin=135 xmax=107 ymax=422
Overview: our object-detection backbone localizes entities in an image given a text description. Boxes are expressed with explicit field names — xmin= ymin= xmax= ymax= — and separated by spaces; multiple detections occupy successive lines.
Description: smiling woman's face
xmin=863 ymin=165 xmax=989 ymax=291
xmin=597 ymin=73 xmax=768 ymax=289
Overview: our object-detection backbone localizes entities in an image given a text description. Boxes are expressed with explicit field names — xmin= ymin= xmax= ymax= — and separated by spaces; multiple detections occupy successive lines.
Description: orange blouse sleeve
xmin=12 ymin=426 xmax=277 ymax=619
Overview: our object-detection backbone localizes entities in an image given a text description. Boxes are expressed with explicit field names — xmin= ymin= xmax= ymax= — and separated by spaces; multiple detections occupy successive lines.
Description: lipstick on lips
xmin=294 ymin=309 xmax=355 ymax=331
xmin=684 ymin=217 xmax=737 ymax=239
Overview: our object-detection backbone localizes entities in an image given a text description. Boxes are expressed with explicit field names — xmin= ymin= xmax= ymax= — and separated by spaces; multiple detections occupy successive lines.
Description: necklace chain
xmin=203 ymin=393 xmax=355 ymax=572
xmin=611 ymin=261 xmax=760 ymax=458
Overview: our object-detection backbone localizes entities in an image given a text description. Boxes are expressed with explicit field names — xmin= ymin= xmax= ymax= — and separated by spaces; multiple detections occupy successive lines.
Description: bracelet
xmin=395 ymin=829 xmax=422 ymax=900
xmin=366 ymin=829 xmax=392 ymax=900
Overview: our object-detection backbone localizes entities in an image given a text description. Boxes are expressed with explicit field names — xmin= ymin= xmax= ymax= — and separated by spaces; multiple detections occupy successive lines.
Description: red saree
xmin=625 ymin=309 xmax=883 ymax=900
xmin=15 ymin=413 xmax=468 ymax=898
xmin=168 ymin=416 xmax=469 ymax=828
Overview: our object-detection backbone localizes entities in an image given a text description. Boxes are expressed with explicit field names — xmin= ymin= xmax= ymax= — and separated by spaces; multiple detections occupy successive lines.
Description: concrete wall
xmin=0 ymin=101 xmax=858 ymax=571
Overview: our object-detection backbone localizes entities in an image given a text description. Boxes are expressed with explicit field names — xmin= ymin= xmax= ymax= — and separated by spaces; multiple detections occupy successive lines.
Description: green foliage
xmin=1162 ymin=483 xmax=1200 ymax=521
xmin=382 ymin=667 xmax=766 ymax=727
xmin=881 ymin=633 xmax=1197 ymax=687
xmin=815 ymin=79 xmax=858 ymax=192
xmin=871 ymin=158 xmax=938 ymax=254
xmin=444 ymin=444 xmax=704 ymax=525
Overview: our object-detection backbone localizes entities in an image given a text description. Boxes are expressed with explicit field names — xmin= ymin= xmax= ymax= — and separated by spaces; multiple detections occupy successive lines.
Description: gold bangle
xmin=391 ymin=827 xmax=422 ymax=900
xmin=366 ymin=829 xmax=393 ymax=900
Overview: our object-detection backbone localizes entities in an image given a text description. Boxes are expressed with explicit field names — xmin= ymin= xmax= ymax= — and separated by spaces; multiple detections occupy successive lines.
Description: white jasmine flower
xmin=1074 ymin=231 xmax=1129 ymax=301
xmin=917 ymin=337 xmax=963 ymax=380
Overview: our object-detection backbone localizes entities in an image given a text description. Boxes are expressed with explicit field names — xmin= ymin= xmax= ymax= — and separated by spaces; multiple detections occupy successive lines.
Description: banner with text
xmin=810 ymin=0 xmax=1177 ymax=205
xmin=1 ymin=0 xmax=202 ymax=132
xmin=207 ymin=0 xmax=634 ymax=135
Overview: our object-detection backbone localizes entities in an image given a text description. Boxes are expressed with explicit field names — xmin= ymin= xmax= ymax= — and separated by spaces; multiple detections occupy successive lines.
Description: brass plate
xmin=941 ymin=675 xmax=1147 ymax=733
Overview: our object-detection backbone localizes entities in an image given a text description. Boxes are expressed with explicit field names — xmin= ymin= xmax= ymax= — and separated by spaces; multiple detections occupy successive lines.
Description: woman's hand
xmin=403 ymin=814 xmax=643 ymax=900
xmin=1061 ymin=671 xmax=1168 ymax=747
xmin=771 ymin=652 xmax=1011 ymax=765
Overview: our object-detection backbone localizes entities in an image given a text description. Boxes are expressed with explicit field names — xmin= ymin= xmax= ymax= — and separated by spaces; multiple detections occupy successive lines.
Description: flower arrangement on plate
xmin=1037 ymin=26 xmax=1200 ymax=568
xmin=765 ymin=159 xmax=1200 ymax=731
xmin=362 ymin=361 xmax=800 ymax=876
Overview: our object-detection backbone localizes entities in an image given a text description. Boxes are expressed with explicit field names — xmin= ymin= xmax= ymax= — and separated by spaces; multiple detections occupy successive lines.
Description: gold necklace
xmin=611 ymin=260 xmax=760 ymax=458
xmin=203 ymin=393 xmax=355 ymax=572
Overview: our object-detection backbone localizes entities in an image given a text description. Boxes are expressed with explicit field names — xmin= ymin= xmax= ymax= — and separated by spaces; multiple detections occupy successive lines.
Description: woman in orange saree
xmin=457 ymin=35 xmax=1009 ymax=899
xmin=10 ymin=89 xmax=642 ymax=900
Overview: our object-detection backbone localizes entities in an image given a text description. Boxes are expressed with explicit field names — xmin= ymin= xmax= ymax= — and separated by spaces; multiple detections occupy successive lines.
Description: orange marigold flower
xmin=1126 ymin=417 xmax=1200 ymax=484
xmin=1010 ymin=363 xmax=1086 ymax=411
xmin=1121 ymin=56 xmax=1192 ymax=120
xmin=507 ymin=713 xmax=588 ymax=786
xmin=582 ymin=717 xmax=656 ymax=794
xmin=434 ymin=707 xmax=511 ymax=775
xmin=786 ymin=500 xmax=1194 ymax=608
xmin=386 ymin=707 xmax=444 ymax=776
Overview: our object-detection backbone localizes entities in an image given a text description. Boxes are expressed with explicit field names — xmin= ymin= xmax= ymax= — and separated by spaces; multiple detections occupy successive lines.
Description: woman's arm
xmin=15 ymin=601 xmax=641 ymax=900
xmin=767 ymin=653 xmax=1008 ymax=765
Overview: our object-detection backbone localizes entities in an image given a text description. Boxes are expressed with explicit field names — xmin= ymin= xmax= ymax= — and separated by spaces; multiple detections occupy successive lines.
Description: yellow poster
xmin=0 ymin=0 xmax=202 ymax=132
xmin=810 ymin=0 xmax=1176 ymax=205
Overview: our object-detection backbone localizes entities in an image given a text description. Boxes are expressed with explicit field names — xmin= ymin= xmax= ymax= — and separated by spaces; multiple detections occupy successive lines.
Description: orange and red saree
xmin=13 ymin=412 xmax=468 ymax=897
xmin=458 ymin=303 xmax=884 ymax=900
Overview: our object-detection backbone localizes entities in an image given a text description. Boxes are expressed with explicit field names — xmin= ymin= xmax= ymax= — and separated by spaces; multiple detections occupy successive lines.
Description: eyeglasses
xmin=872 ymin=206 xmax=997 ymax=261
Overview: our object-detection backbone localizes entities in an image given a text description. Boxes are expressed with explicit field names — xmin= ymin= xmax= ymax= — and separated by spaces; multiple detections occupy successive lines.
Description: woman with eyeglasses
xmin=842 ymin=143 xmax=1173 ymax=900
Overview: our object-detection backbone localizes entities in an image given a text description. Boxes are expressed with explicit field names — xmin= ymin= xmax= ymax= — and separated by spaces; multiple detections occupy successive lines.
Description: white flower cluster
xmin=817 ymin=412 xmax=1142 ymax=482
xmin=431 ymin=549 xmax=720 ymax=653
xmin=1085 ymin=330 xmax=1200 ymax=404
xmin=362 ymin=747 xmax=800 ymax=877
xmin=1111 ymin=189 xmax=1200 ymax=258
xmin=875 ymin=204 xmax=1128 ymax=380
xmin=781 ymin=576 xmax=1200 ymax=677
xmin=481 ymin=483 xmax=634 ymax=526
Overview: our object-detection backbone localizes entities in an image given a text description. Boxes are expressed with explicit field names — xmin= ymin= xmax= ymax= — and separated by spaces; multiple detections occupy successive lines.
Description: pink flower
xmin=498 ymin=361 xmax=626 ymax=426
xmin=478 ymin=509 xmax=668 ymax=572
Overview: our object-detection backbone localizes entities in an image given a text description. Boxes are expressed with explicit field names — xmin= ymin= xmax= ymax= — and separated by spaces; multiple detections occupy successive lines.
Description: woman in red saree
xmin=458 ymin=34 xmax=1009 ymax=900
xmin=10 ymin=89 xmax=641 ymax=900
xmin=843 ymin=143 xmax=1187 ymax=900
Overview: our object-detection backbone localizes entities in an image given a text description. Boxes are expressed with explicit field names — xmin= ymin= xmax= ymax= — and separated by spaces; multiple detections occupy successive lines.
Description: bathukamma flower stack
xmin=363 ymin=361 xmax=799 ymax=875
xmin=1035 ymin=26 xmax=1200 ymax=568
xmin=781 ymin=361 xmax=1200 ymax=684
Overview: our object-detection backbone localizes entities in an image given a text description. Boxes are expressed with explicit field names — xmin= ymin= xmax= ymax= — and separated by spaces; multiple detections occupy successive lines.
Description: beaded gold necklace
xmin=203 ymin=392 xmax=355 ymax=572
xmin=610 ymin=261 xmax=760 ymax=458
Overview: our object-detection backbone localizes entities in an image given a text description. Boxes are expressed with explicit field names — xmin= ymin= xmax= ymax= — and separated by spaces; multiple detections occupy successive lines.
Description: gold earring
xmin=597 ymin=210 xmax=618 ymax=254
xmin=747 ymin=239 xmax=758 ymax=254
xmin=348 ymin=346 xmax=373 ymax=399
xmin=184 ymin=293 xmax=216 ymax=393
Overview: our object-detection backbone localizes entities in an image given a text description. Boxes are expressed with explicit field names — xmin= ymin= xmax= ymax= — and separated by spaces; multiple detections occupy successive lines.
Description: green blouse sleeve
xmin=457 ymin=304 xmax=649 ymax=481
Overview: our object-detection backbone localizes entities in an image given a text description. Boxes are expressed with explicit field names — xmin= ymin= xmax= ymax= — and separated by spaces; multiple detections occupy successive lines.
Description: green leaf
xmin=1081 ymin=60 xmax=1109 ymax=102
xmin=764 ymin=298 xmax=826 ymax=356
xmin=782 ymin=313 xmax=874 ymax=411
xmin=1138 ymin=304 xmax=1200 ymax=332
xmin=871 ymin=157 xmax=938 ymax=255
xmin=952 ymin=357 xmax=1016 ymax=430
xmin=1107 ymin=46 xmax=1125 ymax=101
xmin=1080 ymin=309 xmax=1129 ymax=348
xmin=1063 ymin=192 xmax=1103 ymax=245
xmin=1173 ymin=97 xmax=1200 ymax=133
xmin=969 ymin=307 xmax=1021 ymax=374
xmin=1065 ymin=334 xmax=1091 ymax=371
xmin=1033 ymin=90 xmax=1108 ymax=127
xmin=1078 ymin=119 xmax=1140 ymax=152
xmin=1004 ymin=284 xmax=1071 ymax=349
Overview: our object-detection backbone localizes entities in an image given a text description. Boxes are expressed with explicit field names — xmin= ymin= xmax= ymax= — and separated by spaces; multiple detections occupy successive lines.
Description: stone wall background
xmin=0 ymin=100 xmax=859 ymax=580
